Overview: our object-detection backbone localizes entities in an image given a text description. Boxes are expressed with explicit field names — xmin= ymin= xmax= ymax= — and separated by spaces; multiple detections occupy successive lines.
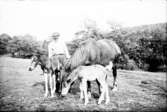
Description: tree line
xmin=0 ymin=22 xmax=166 ymax=72
xmin=0 ymin=34 xmax=43 ymax=58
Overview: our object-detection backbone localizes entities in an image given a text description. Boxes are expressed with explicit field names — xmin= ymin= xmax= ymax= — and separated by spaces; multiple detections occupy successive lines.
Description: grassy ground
xmin=0 ymin=56 xmax=166 ymax=111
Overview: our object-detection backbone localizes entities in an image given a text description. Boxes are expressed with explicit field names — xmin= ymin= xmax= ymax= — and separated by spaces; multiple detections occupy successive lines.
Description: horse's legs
xmin=49 ymin=72 xmax=55 ymax=97
xmin=87 ymin=81 xmax=91 ymax=98
xmin=112 ymin=65 xmax=118 ymax=91
xmin=55 ymin=73 xmax=59 ymax=93
xmin=59 ymin=71 xmax=63 ymax=93
xmin=98 ymin=86 xmax=105 ymax=105
xmin=55 ymin=72 xmax=61 ymax=94
xmin=105 ymin=61 xmax=117 ymax=91
xmin=49 ymin=73 xmax=53 ymax=97
xmin=52 ymin=74 xmax=56 ymax=96
xmin=44 ymin=73 xmax=49 ymax=97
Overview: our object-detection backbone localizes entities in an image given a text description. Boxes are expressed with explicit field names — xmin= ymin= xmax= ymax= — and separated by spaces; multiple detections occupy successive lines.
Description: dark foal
xmin=28 ymin=54 xmax=65 ymax=97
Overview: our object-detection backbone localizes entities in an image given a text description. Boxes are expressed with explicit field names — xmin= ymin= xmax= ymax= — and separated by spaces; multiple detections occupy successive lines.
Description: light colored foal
xmin=61 ymin=65 xmax=110 ymax=105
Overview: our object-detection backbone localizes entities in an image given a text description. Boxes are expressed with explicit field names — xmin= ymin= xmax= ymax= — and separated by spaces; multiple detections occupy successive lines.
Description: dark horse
xmin=64 ymin=38 xmax=121 ymax=93
xmin=28 ymin=53 xmax=66 ymax=97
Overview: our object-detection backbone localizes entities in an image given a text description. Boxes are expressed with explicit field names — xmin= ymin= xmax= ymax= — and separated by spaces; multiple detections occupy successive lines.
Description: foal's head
xmin=61 ymin=68 xmax=80 ymax=96
xmin=61 ymin=76 xmax=72 ymax=96
xmin=28 ymin=55 xmax=40 ymax=71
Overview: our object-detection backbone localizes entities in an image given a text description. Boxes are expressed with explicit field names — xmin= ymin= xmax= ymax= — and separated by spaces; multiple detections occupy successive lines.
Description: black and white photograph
xmin=0 ymin=0 xmax=166 ymax=111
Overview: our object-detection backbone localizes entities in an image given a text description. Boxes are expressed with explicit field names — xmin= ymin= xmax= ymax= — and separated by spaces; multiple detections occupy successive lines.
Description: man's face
xmin=52 ymin=37 xmax=58 ymax=41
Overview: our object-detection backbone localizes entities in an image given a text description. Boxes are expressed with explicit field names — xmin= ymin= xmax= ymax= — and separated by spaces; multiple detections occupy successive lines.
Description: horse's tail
xmin=105 ymin=70 xmax=115 ymax=90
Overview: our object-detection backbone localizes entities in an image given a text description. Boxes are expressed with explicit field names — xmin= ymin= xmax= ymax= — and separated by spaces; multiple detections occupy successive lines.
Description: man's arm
xmin=62 ymin=41 xmax=70 ymax=58
xmin=48 ymin=43 xmax=53 ymax=58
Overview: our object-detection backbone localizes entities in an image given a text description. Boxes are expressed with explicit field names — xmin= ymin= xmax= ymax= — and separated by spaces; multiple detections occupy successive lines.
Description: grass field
xmin=0 ymin=56 xmax=166 ymax=111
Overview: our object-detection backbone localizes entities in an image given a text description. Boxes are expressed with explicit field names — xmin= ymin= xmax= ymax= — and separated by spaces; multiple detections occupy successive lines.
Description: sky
xmin=0 ymin=0 xmax=166 ymax=42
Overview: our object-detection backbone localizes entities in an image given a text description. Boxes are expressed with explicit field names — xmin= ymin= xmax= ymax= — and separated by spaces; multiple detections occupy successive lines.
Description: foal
xmin=28 ymin=54 xmax=63 ymax=97
xmin=61 ymin=65 xmax=110 ymax=105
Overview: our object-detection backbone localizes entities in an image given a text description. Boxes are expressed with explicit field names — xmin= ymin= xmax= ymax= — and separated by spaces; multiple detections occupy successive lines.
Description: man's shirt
xmin=48 ymin=39 xmax=70 ymax=58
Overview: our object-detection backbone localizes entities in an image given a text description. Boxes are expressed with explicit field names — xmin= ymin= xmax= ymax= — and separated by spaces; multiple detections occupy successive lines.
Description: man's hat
xmin=50 ymin=32 xmax=60 ymax=39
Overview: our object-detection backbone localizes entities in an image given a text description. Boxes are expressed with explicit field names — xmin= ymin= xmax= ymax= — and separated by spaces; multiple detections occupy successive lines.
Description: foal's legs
xmin=44 ymin=73 xmax=49 ymax=97
xmin=81 ymin=80 xmax=88 ymax=105
xmin=49 ymin=72 xmax=54 ymax=97
xmin=105 ymin=83 xmax=110 ymax=104
xmin=49 ymin=72 xmax=56 ymax=97
xmin=97 ymin=76 xmax=110 ymax=105
xmin=52 ymin=74 xmax=56 ymax=97
xmin=98 ymin=80 xmax=105 ymax=104
xmin=98 ymin=88 xmax=105 ymax=104
xmin=112 ymin=65 xmax=118 ymax=91
xmin=79 ymin=84 xmax=84 ymax=101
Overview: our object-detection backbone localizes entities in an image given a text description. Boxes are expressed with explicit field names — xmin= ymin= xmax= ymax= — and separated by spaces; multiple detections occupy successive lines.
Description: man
xmin=47 ymin=32 xmax=70 ymax=96
xmin=48 ymin=32 xmax=70 ymax=59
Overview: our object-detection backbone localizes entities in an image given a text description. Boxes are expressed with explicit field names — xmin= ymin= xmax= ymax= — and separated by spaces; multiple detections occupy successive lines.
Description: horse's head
xmin=28 ymin=55 xmax=40 ymax=71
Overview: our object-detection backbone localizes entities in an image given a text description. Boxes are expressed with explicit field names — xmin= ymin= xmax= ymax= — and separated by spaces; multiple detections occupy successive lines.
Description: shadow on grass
xmin=139 ymin=79 xmax=167 ymax=98
xmin=32 ymin=81 xmax=62 ymax=94
xmin=69 ymin=87 xmax=80 ymax=95
xmin=91 ymin=92 xmax=99 ymax=99
xmin=32 ymin=81 xmax=45 ymax=90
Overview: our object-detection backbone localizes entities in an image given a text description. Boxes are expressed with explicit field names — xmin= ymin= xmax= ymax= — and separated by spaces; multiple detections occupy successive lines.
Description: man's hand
xmin=66 ymin=55 xmax=70 ymax=59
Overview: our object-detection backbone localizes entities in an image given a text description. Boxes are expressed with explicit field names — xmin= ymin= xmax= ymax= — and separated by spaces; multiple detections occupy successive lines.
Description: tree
xmin=7 ymin=34 xmax=40 ymax=58
xmin=0 ymin=33 xmax=12 ymax=54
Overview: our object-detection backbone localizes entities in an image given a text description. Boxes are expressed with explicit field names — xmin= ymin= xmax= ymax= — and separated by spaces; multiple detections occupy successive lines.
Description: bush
xmin=125 ymin=59 xmax=138 ymax=70
xmin=1 ymin=34 xmax=42 ymax=58
xmin=0 ymin=33 xmax=12 ymax=54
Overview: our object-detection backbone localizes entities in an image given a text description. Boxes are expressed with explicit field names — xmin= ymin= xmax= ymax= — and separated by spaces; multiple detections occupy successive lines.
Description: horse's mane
xmin=65 ymin=45 xmax=88 ymax=71
xmin=65 ymin=38 xmax=100 ymax=71
xmin=65 ymin=38 xmax=121 ymax=71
